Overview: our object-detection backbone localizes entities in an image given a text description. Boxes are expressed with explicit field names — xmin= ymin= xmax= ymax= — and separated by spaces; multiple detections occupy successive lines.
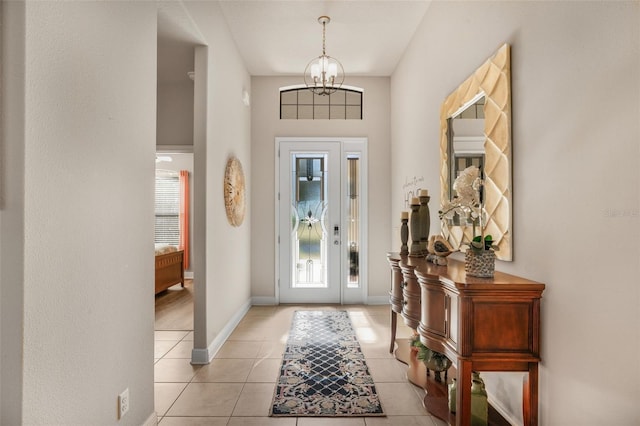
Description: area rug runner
xmin=269 ymin=310 xmax=385 ymax=417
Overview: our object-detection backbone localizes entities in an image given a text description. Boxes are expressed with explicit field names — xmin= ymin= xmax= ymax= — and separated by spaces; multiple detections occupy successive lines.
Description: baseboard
xmin=142 ymin=412 xmax=158 ymax=426
xmin=366 ymin=296 xmax=390 ymax=305
xmin=252 ymin=296 xmax=388 ymax=305
xmin=184 ymin=271 xmax=194 ymax=279
xmin=251 ymin=296 xmax=278 ymax=305
xmin=190 ymin=298 xmax=252 ymax=364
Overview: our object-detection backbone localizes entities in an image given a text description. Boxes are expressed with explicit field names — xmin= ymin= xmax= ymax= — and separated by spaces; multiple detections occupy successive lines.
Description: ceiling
xmin=158 ymin=1 xmax=432 ymax=82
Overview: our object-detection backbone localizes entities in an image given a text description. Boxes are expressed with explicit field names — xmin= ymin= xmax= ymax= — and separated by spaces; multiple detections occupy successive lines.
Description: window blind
xmin=155 ymin=175 xmax=180 ymax=245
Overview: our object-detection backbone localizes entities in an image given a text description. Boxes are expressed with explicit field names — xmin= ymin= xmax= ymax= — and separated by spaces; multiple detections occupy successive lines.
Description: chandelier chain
xmin=304 ymin=15 xmax=344 ymax=96
xmin=322 ymin=20 xmax=326 ymax=56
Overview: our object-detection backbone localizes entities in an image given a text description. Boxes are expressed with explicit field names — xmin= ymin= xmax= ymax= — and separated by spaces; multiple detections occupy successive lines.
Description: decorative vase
xmin=465 ymin=249 xmax=495 ymax=278
xmin=471 ymin=372 xmax=488 ymax=426
xmin=472 ymin=371 xmax=485 ymax=387
xmin=448 ymin=378 xmax=457 ymax=413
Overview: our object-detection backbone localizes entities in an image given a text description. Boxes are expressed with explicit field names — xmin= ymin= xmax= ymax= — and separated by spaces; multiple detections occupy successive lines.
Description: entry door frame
xmin=274 ymin=137 xmax=368 ymax=305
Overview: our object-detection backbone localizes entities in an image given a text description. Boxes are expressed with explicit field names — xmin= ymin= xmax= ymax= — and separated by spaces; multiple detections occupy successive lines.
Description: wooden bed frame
xmin=155 ymin=249 xmax=185 ymax=294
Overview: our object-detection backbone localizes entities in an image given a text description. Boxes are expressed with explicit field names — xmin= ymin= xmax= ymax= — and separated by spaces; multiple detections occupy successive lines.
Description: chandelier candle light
xmin=304 ymin=16 xmax=344 ymax=96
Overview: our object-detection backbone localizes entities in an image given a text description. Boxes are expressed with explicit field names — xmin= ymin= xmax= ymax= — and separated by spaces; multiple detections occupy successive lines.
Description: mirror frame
xmin=439 ymin=43 xmax=513 ymax=261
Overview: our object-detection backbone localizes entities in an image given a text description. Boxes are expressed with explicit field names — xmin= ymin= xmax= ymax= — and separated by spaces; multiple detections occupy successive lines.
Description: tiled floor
xmin=154 ymin=304 xmax=447 ymax=426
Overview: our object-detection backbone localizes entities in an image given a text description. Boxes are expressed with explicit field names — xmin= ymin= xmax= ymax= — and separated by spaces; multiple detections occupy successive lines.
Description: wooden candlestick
xmin=418 ymin=192 xmax=431 ymax=255
xmin=400 ymin=216 xmax=409 ymax=255
xmin=409 ymin=201 xmax=422 ymax=257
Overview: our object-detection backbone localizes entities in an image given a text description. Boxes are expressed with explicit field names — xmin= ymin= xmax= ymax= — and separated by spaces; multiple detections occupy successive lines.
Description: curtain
xmin=179 ymin=170 xmax=190 ymax=270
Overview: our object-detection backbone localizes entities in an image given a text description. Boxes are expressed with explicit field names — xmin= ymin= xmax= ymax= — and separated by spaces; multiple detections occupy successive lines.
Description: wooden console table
xmin=387 ymin=252 xmax=545 ymax=426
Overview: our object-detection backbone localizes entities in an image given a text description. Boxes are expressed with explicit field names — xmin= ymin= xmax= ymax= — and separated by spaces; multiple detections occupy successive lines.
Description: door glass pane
xmin=347 ymin=156 xmax=360 ymax=288
xmin=291 ymin=155 xmax=328 ymax=288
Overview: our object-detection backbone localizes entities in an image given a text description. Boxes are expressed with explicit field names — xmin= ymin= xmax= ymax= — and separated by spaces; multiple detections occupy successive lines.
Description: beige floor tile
xmin=361 ymin=305 xmax=390 ymax=316
xmin=365 ymin=358 xmax=408 ymax=382
xmin=429 ymin=416 xmax=447 ymax=426
xmin=227 ymin=417 xmax=296 ymax=426
xmin=236 ymin=316 xmax=270 ymax=329
xmin=155 ymin=358 xmax=201 ymax=383
xmin=364 ymin=416 xmax=440 ymax=426
xmin=155 ymin=340 xmax=179 ymax=359
xmin=164 ymin=341 xmax=194 ymax=359
xmin=160 ymin=416 xmax=229 ymax=426
xmin=354 ymin=325 xmax=388 ymax=345
xmin=257 ymin=340 xmax=287 ymax=358
xmin=154 ymin=382 xmax=187 ymax=417
xmin=260 ymin=315 xmax=294 ymax=328
xmin=155 ymin=330 xmax=191 ymax=341
xmin=192 ymin=358 xmax=254 ymax=383
xmin=154 ymin=303 xmax=440 ymax=423
xmin=215 ymin=340 xmax=261 ymax=359
xmin=258 ymin=326 xmax=291 ymax=341
xmin=243 ymin=305 xmax=278 ymax=317
xmin=409 ymin=378 xmax=428 ymax=403
xmin=349 ymin=313 xmax=380 ymax=323
xmin=397 ymin=324 xmax=417 ymax=339
xmin=374 ymin=382 xmax=427 ymax=416
xmin=343 ymin=305 xmax=369 ymax=312
xmin=246 ymin=358 xmax=281 ymax=382
xmin=366 ymin=317 xmax=394 ymax=333
xmin=228 ymin=324 xmax=270 ymax=341
xmin=297 ymin=417 xmax=366 ymax=426
xmin=166 ymin=382 xmax=244 ymax=416
xmin=360 ymin=341 xmax=396 ymax=359
xmin=232 ymin=382 xmax=276 ymax=416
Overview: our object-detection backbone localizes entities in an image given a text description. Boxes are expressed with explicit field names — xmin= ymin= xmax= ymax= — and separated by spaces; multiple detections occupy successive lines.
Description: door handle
xmin=334 ymin=225 xmax=340 ymax=245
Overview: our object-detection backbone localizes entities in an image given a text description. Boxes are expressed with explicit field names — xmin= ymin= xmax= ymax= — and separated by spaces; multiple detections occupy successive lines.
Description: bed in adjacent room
xmin=155 ymin=244 xmax=184 ymax=295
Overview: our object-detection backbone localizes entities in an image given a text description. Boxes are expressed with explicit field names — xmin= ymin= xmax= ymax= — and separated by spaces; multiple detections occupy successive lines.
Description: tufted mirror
xmin=439 ymin=43 xmax=513 ymax=261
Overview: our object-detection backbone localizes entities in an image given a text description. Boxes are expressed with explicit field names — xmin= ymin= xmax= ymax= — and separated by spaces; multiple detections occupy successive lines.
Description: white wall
xmin=183 ymin=2 xmax=253 ymax=357
xmin=2 ymin=1 xmax=158 ymax=424
xmin=250 ymin=77 xmax=391 ymax=303
xmin=392 ymin=1 xmax=640 ymax=424
xmin=1 ymin=1 xmax=26 ymax=423
xmin=157 ymin=80 xmax=194 ymax=147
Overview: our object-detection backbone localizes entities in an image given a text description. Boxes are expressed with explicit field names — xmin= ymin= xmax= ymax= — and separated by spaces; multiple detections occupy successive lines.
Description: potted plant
xmin=439 ymin=166 xmax=498 ymax=277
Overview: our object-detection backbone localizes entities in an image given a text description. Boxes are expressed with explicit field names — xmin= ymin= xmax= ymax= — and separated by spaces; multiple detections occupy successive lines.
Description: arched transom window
xmin=280 ymin=85 xmax=363 ymax=120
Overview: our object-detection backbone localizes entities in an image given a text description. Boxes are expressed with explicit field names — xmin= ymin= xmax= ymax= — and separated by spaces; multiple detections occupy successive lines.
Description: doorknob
xmin=334 ymin=225 xmax=340 ymax=245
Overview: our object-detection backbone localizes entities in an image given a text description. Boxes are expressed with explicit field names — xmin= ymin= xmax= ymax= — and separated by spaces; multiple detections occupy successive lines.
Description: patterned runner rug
xmin=269 ymin=310 xmax=385 ymax=417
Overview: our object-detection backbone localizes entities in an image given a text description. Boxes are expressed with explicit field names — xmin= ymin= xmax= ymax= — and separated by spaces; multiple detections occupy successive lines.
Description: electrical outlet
xmin=118 ymin=388 xmax=130 ymax=419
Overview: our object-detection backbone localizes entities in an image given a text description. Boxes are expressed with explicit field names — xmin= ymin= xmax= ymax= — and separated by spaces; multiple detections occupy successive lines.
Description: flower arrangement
xmin=439 ymin=165 xmax=482 ymax=226
xmin=438 ymin=165 xmax=498 ymax=253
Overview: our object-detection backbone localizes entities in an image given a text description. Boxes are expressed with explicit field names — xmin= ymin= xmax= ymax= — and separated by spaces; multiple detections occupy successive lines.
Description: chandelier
xmin=304 ymin=16 xmax=344 ymax=96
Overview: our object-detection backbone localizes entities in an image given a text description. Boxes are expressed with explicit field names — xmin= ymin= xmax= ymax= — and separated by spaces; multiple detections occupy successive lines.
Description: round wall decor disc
xmin=223 ymin=156 xmax=245 ymax=227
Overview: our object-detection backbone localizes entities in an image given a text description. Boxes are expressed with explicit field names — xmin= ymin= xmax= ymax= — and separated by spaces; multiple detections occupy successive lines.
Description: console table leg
xmin=456 ymin=359 xmax=473 ymax=426
xmin=523 ymin=362 xmax=539 ymax=426
xmin=389 ymin=310 xmax=397 ymax=353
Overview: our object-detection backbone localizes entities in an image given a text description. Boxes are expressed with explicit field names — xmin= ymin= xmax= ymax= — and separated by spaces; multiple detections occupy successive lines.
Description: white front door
xmin=277 ymin=138 xmax=367 ymax=304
